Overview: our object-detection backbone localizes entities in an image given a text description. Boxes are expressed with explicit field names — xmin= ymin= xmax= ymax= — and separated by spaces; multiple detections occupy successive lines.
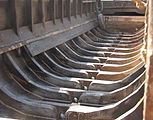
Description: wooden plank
xmin=145 ymin=0 xmax=153 ymax=119
xmin=0 ymin=0 xmax=8 ymax=7
xmin=27 ymin=19 xmax=97 ymax=56
xmin=0 ymin=13 xmax=96 ymax=55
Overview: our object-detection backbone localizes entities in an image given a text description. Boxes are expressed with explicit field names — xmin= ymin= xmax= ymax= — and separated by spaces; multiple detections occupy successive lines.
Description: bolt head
xmin=74 ymin=97 xmax=78 ymax=103
xmin=60 ymin=113 xmax=65 ymax=119
xmin=84 ymin=86 xmax=88 ymax=90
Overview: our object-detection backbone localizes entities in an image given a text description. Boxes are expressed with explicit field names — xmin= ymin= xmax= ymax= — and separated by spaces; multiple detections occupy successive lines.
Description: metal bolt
xmin=74 ymin=97 xmax=78 ymax=103
xmin=60 ymin=113 xmax=65 ymax=119
xmin=84 ymin=86 xmax=88 ymax=90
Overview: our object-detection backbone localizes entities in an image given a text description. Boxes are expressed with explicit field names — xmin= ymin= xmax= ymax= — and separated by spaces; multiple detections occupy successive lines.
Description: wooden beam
xmin=74 ymin=0 xmax=77 ymax=18
xmin=10 ymin=0 xmax=19 ymax=35
xmin=27 ymin=19 xmax=97 ymax=56
xmin=40 ymin=0 xmax=45 ymax=27
xmin=85 ymin=3 xmax=88 ymax=16
xmin=53 ymin=0 xmax=56 ymax=24
xmin=68 ymin=0 xmax=71 ymax=21
xmin=29 ymin=0 xmax=34 ymax=32
xmin=61 ymin=0 xmax=64 ymax=23
xmin=145 ymin=0 xmax=153 ymax=119
xmin=131 ymin=0 xmax=146 ymax=10
xmin=80 ymin=0 xmax=83 ymax=17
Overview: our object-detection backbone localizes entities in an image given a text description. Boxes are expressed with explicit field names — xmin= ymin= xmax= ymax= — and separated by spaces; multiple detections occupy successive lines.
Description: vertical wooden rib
xmin=11 ymin=0 xmax=19 ymax=35
xmin=80 ymin=0 xmax=82 ymax=17
xmin=29 ymin=0 xmax=33 ymax=32
xmin=53 ymin=0 xmax=56 ymax=24
xmin=40 ymin=0 xmax=45 ymax=27
xmin=91 ymin=1 xmax=94 ymax=13
xmin=90 ymin=1 xmax=92 ymax=13
xmin=68 ymin=0 xmax=71 ymax=21
xmin=74 ymin=0 xmax=77 ymax=18
xmin=85 ymin=3 xmax=88 ymax=16
xmin=61 ymin=0 xmax=64 ymax=23
xmin=90 ymin=2 xmax=92 ymax=13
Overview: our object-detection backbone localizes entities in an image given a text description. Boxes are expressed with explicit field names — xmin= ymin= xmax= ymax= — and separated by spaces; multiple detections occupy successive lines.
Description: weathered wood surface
xmin=0 ymin=26 xmax=145 ymax=119
xmin=145 ymin=0 xmax=153 ymax=119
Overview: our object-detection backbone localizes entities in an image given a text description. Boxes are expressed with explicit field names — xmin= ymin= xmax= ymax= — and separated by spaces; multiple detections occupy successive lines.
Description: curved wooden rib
xmin=0 ymin=26 xmax=145 ymax=120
